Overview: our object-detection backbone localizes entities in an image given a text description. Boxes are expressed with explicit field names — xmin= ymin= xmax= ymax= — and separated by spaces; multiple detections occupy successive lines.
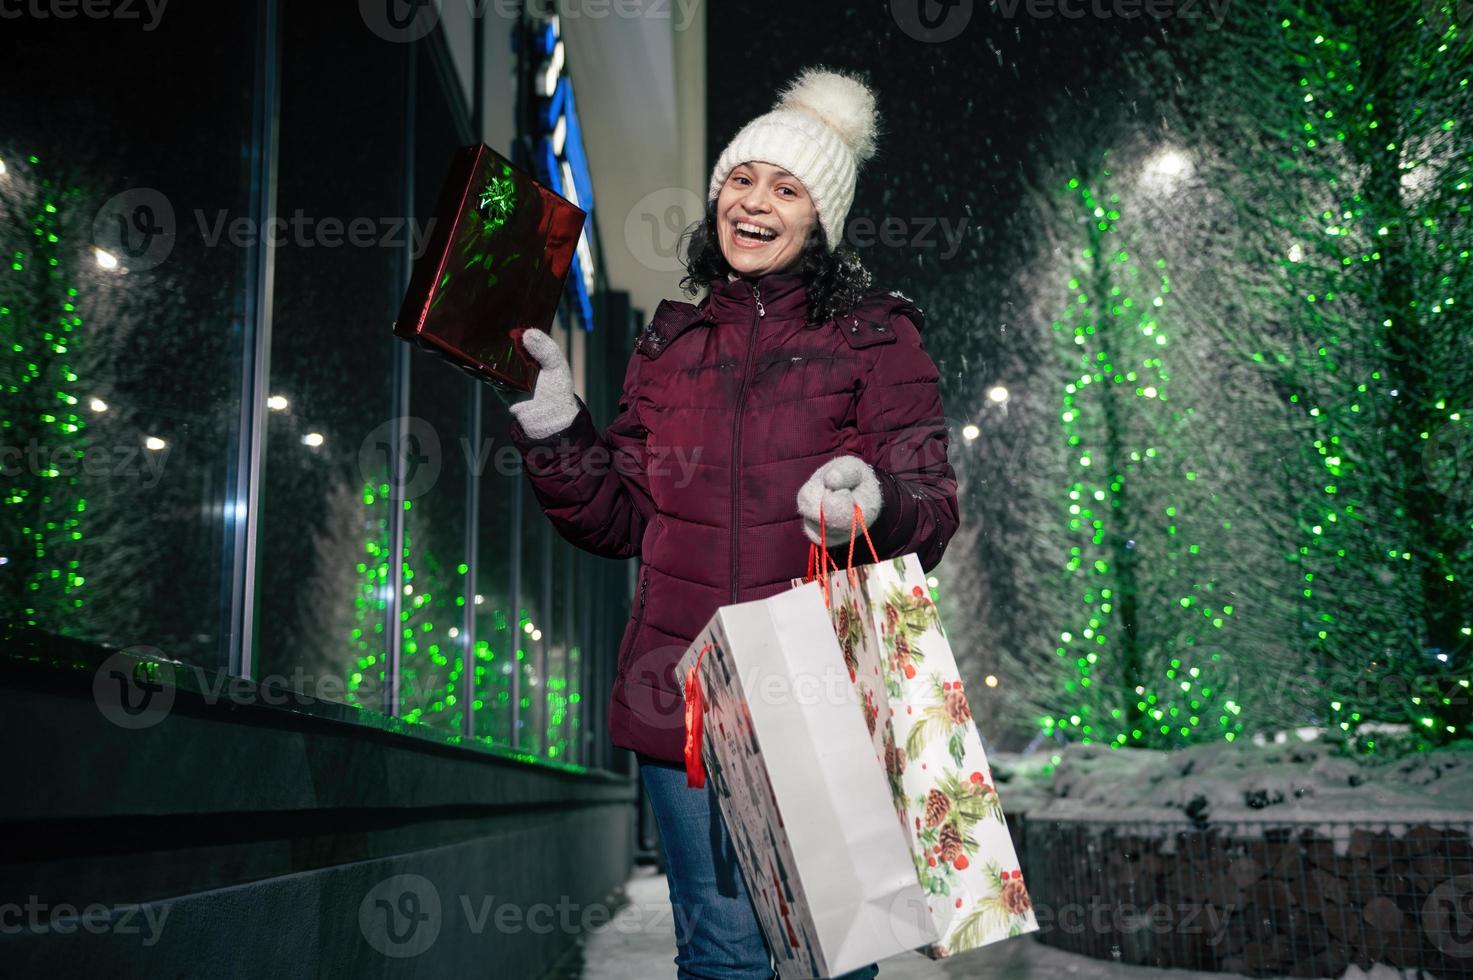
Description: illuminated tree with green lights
xmin=354 ymin=484 xmax=391 ymax=705
xmin=1134 ymin=0 xmax=1473 ymax=747
xmin=300 ymin=475 xmax=465 ymax=729
xmin=0 ymin=154 xmax=147 ymax=642
xmin=473 ymin=602 xmax=513 ymax=743
xmin=299 ymin=477 xmax=390 ymax=710
xmin=541 ymin=637 xmax=579 ymax=760
xmin=1029 ymin=161 xmax=1257 ymax=750
xmin=395 ymin=499 xmax=467 ymax=730
xmin=303 ymin=474 xmax=578 ymax=755
xmin=0 ymin=157 xmax=85 ymax=629
xmin=290 ymin=434 xmax=576 ymax=757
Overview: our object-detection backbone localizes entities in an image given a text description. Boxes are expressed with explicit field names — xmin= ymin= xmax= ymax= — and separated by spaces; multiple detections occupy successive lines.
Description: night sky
xmin=707 ymin=1 xmax=1181 ymax=308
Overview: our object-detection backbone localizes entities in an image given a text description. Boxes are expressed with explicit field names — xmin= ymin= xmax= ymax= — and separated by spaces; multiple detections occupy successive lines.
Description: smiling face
xmin=715 ymin=160 xmax=819 ymax=277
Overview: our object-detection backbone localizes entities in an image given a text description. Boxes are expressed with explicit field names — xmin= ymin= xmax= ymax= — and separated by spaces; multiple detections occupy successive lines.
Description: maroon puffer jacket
xmin=508 ymin=270 xmax=959 ymax=763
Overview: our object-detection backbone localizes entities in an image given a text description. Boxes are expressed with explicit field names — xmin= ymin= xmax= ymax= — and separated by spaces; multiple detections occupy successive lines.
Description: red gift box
xmin=393 ymin=143 xmax=586 ymax=393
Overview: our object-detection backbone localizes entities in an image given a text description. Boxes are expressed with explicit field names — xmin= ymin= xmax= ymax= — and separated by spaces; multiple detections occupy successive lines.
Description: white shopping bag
xmin=676 ymin=581 xmax=940 ymax=979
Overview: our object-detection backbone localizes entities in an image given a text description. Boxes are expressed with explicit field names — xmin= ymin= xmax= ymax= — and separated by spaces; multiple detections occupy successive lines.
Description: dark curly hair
xmin=677 ymin=200 xmax=874 ymax=326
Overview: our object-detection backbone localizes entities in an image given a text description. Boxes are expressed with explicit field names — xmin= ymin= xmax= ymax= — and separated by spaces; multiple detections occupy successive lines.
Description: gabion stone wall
xmin=1022 ymin=818 xmax=1473 ymax=978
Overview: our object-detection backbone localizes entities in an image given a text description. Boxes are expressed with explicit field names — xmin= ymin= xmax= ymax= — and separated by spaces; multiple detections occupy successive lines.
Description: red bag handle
xmin=804 ymin=501 xmax=880 ymax=607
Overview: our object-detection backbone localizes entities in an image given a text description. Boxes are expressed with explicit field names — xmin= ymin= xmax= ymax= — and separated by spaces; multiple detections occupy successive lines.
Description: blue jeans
xmin=638 ymin=753 xmax=880 ymax=980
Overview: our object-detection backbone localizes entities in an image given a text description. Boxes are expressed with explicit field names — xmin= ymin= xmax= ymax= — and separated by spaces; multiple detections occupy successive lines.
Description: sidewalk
xmin=569 ymin=865 xmax=1357 ymax=980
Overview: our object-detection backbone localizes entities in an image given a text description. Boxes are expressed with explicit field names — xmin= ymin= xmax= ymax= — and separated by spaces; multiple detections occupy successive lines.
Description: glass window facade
xmin=1 ymin=2 xmax=623 ymax=770
xmin=257 ymin=0 xmax=407 ymax=718
xmin=1 ymin=4 xmax=258 ymax=672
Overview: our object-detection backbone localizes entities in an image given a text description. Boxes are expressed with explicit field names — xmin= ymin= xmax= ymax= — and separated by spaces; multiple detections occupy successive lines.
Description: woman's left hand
xmin=796 ymin=455 xmax=883 ymax=545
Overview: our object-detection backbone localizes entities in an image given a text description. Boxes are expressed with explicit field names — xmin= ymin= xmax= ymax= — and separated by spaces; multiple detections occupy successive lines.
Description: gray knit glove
xmin=796 ymin=455 xmax=884 ymax=545
xmin=508 ymin=328 xmax=579 ymax=439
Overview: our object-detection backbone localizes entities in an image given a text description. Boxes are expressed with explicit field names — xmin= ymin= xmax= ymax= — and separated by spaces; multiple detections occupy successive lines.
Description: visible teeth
xmin=736 ymin=221 xmax=776 ymax=240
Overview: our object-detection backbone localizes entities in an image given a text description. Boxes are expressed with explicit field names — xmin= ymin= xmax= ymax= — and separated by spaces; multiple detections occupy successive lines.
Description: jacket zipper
xmin=730 ymin=284 xmax=763 ymax=604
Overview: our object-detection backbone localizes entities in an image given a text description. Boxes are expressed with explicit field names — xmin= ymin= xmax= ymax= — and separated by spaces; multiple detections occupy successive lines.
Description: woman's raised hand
xmin=509 ymin=328 xmax=580 ymax=439
xmin=796 ymin=455 xmax=883 ymax=545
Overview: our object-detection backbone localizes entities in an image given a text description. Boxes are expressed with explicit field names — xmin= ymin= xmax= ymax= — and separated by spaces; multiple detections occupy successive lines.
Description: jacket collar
xmin=639 ymin=278 xmax=914 ymax=360
xmin=705 ymin=269 xmax=810 ymax=323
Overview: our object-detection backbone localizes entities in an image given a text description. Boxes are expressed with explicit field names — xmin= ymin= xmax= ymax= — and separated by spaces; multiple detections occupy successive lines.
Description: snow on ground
xmin=991 ymin=739 xmax=1473 ymax=826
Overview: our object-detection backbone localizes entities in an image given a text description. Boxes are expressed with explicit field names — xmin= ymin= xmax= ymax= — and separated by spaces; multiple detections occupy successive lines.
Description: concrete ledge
xmin=1 ymin=629 xmax=637 ymax=977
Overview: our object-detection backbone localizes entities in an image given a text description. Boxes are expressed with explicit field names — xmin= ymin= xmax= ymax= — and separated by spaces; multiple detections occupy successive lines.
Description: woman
xmin=508 ymin=67 xmax=959 ymax=980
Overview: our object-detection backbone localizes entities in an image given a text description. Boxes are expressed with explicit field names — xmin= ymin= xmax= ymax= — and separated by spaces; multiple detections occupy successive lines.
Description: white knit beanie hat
xmin=707 ymin=67 xmax=880 ymax=253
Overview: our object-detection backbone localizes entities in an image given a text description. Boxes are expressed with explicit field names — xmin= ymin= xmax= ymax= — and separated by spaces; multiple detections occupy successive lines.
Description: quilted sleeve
xmin=508 ymin=349 xmax=652 ymax=560
xmin=843 ymin=310 xmax=960 ymax=573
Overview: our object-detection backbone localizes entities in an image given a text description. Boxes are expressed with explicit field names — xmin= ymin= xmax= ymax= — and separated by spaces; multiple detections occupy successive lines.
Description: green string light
xmin=1047 ymin=168 xmax=1243 ymax=751
xmin=1 ymin=156 xmax=89 ymax=630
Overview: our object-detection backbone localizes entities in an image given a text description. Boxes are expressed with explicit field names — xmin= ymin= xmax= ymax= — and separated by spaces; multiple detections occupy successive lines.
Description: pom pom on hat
xmin=707 ymin=67 xmax=880 ymax=253
xmin=775 ymin=67 xmax=880 ymax=166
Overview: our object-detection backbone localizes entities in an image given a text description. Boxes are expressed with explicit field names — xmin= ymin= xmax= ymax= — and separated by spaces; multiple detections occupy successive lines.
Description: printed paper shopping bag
xmin=793 ymin=521 xmax=1039 ymax=959
xmin=676 ymin=582 xmax=940 ymax=979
